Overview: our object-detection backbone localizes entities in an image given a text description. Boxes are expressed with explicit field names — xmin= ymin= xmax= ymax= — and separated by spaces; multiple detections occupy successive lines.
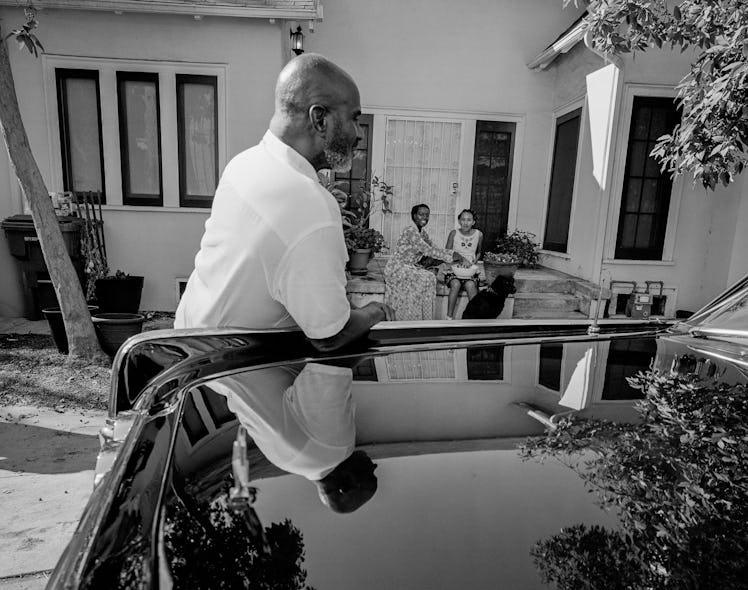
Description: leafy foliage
xmin=568 ymin=0 xmax=748 ymax=189
xmin=521 ymin=369 xmax=748 ymax=589
xmin=6 ymin=7 xmax=44 ymax=58
xmin=344 ymin=224 xmax=385 ymax=252
xmin=490 ymin=230 xmax=541 ymax=267
xmin=320 ymin=173 xmax=390 ymax=253
xmin=483 ymin=251 xmax=521 ymax=265
xmin=164 ymin=491 xmax=315 ymax=590
xmin=531 ymin=524 xmax=643 ymax=590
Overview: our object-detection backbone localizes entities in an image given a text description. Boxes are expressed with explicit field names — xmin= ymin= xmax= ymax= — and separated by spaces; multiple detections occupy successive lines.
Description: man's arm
xmin=309 ymin=302 xmax=394 ymax=352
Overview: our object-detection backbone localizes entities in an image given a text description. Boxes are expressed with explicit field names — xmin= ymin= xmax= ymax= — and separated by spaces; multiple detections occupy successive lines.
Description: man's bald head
xmin=274 ymin=53 xmax=359 ymax=118
xmin=269 ymin=54 xmax=363 ymax=171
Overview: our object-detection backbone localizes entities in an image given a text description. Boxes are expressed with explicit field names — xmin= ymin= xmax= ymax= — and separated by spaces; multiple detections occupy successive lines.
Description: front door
xmin=469 ymin=120 xmax=516 ymax=251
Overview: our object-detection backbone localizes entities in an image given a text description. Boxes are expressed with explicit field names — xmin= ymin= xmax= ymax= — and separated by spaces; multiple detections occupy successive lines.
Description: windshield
xmin=159 ymin=337 xmax=663 ymax=589
xmin=684 ymin=274 xmax=748 ymax=337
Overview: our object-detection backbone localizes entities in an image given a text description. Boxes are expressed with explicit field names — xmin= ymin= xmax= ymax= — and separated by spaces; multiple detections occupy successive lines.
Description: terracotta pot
xmin=41 ymin=305 xmax=99 ymax=354
xmin=483 ymin=262 xmax=518 ymax=284
xmin=348 ymin=248 xmax=372 ymax=276
xmin=92 ymin=312 xmax=145 ymax=357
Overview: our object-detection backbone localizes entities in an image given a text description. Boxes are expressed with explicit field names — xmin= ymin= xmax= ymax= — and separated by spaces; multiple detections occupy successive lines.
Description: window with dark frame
xmin=467 ymin=346 xmax=504 ymax=380
xmin=615 ymin=96 xmax=681 ymax=260
xmin=542 ymin=108 xmax=581 ymax=252
xmin=538 ymin=342 xmax=563 ymax=391
xmin=602 ymin=338 xmax=656 ymax=400
xmin=55 ymin=68 xmax=106 ymax=202
xmin=335 ymin=113 xmax=373 ymax=220
xmin=117 ymin=71 xmax=163 ymax=206
xmin=176 ymin=74 xmax=218 ymax=208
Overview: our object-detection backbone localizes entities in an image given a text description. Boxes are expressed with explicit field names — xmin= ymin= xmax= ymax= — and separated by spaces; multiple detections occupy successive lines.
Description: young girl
xmin=444 ymin=209 xmax=483 ymax=319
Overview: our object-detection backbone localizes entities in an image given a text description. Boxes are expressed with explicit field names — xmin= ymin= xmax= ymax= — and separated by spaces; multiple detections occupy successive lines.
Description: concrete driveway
xmin=0 ymin=406 xmax=106 ymax=589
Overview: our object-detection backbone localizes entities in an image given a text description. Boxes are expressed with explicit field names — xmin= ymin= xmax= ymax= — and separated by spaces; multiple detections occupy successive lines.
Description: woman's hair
xmin=457 ymin=208 xmax=477 ymax=222
xmin=411 ymin=203 xmax=430 ymax=221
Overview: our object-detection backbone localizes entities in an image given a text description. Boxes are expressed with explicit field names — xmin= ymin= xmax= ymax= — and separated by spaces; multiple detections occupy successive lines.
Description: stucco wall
xmin=543 ymin=39 xmax=744 ymax=312
xmin=0 ymin=6 xmax=283 ymax=314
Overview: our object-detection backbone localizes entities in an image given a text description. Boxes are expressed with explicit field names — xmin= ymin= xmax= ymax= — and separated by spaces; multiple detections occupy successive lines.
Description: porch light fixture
xmin=290 ymin=25 xmax=304 ymax=55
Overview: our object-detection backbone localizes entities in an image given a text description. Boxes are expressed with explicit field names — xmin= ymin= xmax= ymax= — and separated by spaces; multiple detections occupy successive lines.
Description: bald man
xmin=175 ymin=55 xmax=393 ymax=350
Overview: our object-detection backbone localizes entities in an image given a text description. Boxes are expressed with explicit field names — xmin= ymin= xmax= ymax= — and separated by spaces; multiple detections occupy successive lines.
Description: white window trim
xmin=604 ymin=84 xmax=684 ymax=262
xmin=538 ymin=96 xmax=586 ymax=255
xmin=42 ymin=54 xmax=228 ymax=208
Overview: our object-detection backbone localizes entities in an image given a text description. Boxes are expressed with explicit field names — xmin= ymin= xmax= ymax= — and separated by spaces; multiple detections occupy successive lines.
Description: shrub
xmin=344 ymin=225 xmax=385 ymax=253
xmin=491 ymin=230 xmax=541 ymax=268
xmin=521 ymin=370 xmax=748 ymax=589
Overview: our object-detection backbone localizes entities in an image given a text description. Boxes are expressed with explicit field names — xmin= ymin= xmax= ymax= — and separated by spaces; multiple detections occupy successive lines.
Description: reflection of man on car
xmin=208 ymin=362 xmax=377 ymax=513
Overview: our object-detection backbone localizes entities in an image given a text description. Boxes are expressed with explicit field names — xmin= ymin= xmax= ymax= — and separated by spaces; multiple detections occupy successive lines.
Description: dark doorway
xmin=543 ymin=109 xmax=582 ymax=252
xmin=470 ymin=121 xmax=516 ymax=251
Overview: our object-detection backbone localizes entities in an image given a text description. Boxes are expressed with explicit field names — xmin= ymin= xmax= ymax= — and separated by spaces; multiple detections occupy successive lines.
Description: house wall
xmin=542 ymin=41 xmax=746 ymax=312
xmin=0 ymin=6 xmax=284 ymax=315
xmin=308 ymin=0 xmax=585 ymax=247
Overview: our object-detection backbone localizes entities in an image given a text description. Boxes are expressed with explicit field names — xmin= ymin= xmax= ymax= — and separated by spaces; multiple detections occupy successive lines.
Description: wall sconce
xmin=290 ymin=25 xmax=304 ymax=56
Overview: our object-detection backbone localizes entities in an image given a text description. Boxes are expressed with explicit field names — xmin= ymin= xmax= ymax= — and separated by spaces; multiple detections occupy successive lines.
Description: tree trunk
xmin=0 ymin=33 xmax=105 ymax=361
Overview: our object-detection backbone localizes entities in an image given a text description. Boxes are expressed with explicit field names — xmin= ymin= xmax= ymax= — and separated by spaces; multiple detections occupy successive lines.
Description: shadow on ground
xmin=0 ymin=422 xmax=98 ymax=474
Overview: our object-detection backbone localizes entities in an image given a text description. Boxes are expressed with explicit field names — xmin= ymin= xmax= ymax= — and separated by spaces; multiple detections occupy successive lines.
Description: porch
xmin=346 ymin=257 xmax=610 ymax=321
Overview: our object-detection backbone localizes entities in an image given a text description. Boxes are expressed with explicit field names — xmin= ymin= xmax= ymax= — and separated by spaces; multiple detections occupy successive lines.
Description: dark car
xmin=48 ymin=276 xmax=748 ymax=589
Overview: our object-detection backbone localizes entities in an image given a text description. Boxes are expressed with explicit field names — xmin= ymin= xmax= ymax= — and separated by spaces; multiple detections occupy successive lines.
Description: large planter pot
xmin=348 ymin=248 xmax=372 ymax=276
xmin=41 ymin=305 xmax=99 ymax=355
xmin=92 ymin=312 xmax=146 ymax=357
xmin=93 ymin=275 xmax=144 ymax=313
xmin=483 ymin=262 xmax=518 ymax=284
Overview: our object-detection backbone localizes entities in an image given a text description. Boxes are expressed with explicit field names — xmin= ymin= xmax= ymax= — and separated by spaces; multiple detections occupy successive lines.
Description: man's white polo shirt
xmin=175 ymin=131 xmax=350 ymax=339
xmin=208 ymin=363 xmax=355 ymax=481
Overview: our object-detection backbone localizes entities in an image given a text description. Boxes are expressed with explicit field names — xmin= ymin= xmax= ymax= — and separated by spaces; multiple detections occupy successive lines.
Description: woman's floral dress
xmin=384 ymin=225 xmax=453 ymax=320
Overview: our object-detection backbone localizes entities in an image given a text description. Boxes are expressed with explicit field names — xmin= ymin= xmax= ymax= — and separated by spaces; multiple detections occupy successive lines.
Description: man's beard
xmin=323 ymin=118 xmax=354 ymax=173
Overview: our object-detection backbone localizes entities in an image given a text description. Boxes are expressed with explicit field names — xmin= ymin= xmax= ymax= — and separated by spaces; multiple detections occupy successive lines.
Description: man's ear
xmin=309 ymin=104 xmax=327 ymax=133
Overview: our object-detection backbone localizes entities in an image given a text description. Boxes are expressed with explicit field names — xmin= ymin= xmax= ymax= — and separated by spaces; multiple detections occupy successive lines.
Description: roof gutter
xmin=526 ymin=16 xmax=587 ymax=71
xmin=0 ymin=0 xmax=320 ymax=20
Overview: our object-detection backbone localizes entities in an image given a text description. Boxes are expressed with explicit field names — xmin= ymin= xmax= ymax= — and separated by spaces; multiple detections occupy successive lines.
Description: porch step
xmin=512 ymin=309 xmax=589 ymax=320
xmin=513 ymin=278 xmax=574 ymax=294
xmin=512 ymin=292 xmax=580 ymax=315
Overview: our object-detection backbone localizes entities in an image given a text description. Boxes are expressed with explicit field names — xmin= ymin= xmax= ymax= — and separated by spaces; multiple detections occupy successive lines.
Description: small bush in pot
xmin=344 ymin=226 xmax=385 ymax=253
xmin=492 ymin=230 xmax=542 ymax=268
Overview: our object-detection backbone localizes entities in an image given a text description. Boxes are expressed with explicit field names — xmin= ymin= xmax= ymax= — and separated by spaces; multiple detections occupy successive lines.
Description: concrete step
xmin=512 ymin=309 xmax=589 ymax=319
xmin=513 ymin=292 xmax=580 ymax=314
xmin=514 ymin=278 xmax=573 ymax=294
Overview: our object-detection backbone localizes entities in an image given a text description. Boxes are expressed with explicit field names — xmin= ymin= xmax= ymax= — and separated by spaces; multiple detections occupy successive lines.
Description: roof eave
xmin=527 ymin=17 xmax=587 ymax=71
xmin=0 ymin=0 xmax=320 ymax=20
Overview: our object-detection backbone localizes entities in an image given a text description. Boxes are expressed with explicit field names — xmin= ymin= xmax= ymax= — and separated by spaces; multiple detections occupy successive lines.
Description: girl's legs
xmin=447 ymin=279 xmax=462 ymax=319
xmin=464 ymin=279 xmax=479 ymax=300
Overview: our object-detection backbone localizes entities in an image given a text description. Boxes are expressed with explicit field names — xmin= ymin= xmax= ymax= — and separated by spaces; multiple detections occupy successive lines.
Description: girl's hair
xmin=457 ymin=208 xmax=477 ymax=222
xmin=411 ymin=203 xmax=430 ymax=221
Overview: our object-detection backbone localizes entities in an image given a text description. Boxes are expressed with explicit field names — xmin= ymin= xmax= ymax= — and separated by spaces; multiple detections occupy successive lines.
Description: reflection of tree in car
xmin=164 ymin=485 xmax=314 ymax=590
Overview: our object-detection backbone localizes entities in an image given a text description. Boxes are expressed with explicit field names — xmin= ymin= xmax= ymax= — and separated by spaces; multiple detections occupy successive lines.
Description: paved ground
xmin=0 ymin=405 xmax=106 ymax=588
xmin=0 ymin=317 xmax=104 ymax=588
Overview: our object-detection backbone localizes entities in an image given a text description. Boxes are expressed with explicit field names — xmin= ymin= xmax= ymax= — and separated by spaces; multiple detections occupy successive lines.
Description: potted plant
xmin=482 ymin=251 xmax=522 ymax=282
xmin=344 ymin=225 xmax=385 ymax=275
xmin=93 ymin=269 xmax=145 ymax=314
xmin=321 ymin=173 xmax=391 ymax=276
xmin=91 ymin=311 xmax=146 ymax=357
xmin=492 ymin=230 xmax=542 ymax=268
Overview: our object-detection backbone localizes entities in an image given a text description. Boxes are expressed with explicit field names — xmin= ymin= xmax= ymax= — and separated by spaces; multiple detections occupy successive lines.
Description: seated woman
xmin=384 ymin=203 xmax=467 ymax=320
xmin=444 ymin=209 xmax=484 ymax=320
